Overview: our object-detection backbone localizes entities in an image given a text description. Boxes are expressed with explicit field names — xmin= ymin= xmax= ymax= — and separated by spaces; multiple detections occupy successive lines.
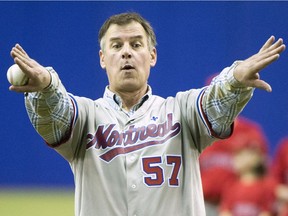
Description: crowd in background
xmin=199 ymin=75 xmax=288 ymax=216
xmin=200 ymin=115 xmax=288 ymax=216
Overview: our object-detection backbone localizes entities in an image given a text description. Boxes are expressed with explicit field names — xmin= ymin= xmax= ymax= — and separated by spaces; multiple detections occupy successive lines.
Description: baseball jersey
xmin=25 ymin=62 xmax=253 ymax=216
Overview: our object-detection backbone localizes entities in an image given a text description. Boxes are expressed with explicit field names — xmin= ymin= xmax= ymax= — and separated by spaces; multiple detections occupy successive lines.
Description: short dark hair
xmin=98 ymin=12 xmax=157 ymax=50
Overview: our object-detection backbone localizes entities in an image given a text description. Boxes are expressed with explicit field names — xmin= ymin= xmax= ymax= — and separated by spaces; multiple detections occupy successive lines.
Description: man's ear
xmin=150 ymin=47 xmax=157 ymax=67
xmin=99 ymin=50 xmax=106 ymax=69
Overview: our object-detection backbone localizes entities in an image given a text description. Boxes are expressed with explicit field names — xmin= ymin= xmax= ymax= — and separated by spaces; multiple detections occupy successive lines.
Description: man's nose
xmin=122 ymin=44 xmax=132 ymax=59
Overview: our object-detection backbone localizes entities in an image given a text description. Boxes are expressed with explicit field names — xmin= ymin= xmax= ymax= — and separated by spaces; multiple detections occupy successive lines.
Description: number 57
xmin=141 ymin=155 xmax=182 ymax=187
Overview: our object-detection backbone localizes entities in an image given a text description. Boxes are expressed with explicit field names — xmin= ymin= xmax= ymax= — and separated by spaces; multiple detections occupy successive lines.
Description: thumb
xmin=253 ymin=79 xmax=272 ymax=92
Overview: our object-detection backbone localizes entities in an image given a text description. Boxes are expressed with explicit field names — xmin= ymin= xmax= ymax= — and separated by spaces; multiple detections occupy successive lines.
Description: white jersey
xmin=56 ymin=87 xmax=215 ymax=216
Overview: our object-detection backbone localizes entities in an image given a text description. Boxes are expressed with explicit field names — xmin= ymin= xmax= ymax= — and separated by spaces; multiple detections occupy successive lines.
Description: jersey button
xmin=131 ymin=184 xmax=137 ymax=189
xmin=130 ymin=154 xmax=136 ymax=162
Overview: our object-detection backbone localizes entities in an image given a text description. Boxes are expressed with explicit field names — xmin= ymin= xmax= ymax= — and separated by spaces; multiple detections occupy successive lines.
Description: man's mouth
xmin=121 ymin=64 xmax=135 ymax=70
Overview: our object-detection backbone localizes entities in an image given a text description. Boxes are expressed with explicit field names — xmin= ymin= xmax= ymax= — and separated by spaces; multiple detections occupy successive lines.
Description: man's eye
xmin=132 ymin=43 xmax=141 ymax=48
xmin=112 ymin=44 xmax=121 ymax=49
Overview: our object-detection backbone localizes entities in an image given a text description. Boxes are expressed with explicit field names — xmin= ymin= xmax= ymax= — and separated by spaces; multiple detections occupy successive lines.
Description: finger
xmin=13 ymin=57 xmax=36 ymax=79
xmin=253 ymin=43 xmax=285 ymax=68
xmin=261 ymin=42 xmax=285 ymax=63
xmin=259 ymin=36 xmax=275 ymax=53
xmin=272 ymin=38 xmax=284 ymax=49
xmin=259 ymin=41 xmax=284 ymax=62
xmin=10 ymin=49 xmax=38 ymax=80
xmin=15 ymin=44 xmax=29 ymax=57
xmin=252 ymin=53 xmax=280 ymax=73
xmin=14 ymin=56 xmax=29 ymax=69
xmin=10 ymin=44 xmax=30 ymax=67
xmin=263 ymin=38 xmax=285 ymax=55
xmin=11 ymin=47 xmax=36 ymax=72
xmin=11 ymin=49 xmax=27 ymax=63
xmin=11 ymin=46 xmax=29 ymax=59
xmin=252 ymin=79 xmax=272 ymax=92
xmin=9 ymin=84 xmax=37 ymax=93
xmin=9 ymin=85 xmax=29 ymax=93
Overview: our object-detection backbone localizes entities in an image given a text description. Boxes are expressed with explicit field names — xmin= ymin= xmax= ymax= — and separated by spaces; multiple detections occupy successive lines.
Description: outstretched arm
xmin=233 ymin=36 xmax=285 ymax=92
xmin=9 ymin=44 xmax=73 ymax=147
xmin=203 ymin=36 xmax=285 ymax=138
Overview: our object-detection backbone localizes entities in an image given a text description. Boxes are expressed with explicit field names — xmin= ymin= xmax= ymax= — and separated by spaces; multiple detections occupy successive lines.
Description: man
xmin=9 ymin=12 xmax=285 ymax=216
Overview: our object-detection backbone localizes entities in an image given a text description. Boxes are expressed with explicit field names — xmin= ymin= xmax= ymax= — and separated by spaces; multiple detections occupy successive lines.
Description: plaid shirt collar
xmin=103 ymin=85 xmax=152 ymax=116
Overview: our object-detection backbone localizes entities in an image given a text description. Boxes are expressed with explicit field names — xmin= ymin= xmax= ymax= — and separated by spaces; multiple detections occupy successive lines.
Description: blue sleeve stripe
xmin=196 ymin=88 xmax=213 ymax=137
xmin=68 ymin=93 xmax=78 ymax=127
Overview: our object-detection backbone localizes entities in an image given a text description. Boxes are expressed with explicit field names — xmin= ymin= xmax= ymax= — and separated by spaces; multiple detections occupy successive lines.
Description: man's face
xmin=99 ymin=21 xmax=157 ymax=94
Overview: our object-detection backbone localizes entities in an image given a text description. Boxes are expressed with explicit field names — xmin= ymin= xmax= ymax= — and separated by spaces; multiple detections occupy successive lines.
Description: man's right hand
xmin=9 ymin=44 xmax=51 ymax=93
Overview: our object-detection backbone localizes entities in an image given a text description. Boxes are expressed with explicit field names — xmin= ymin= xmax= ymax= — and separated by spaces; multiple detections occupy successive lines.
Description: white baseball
xmin=7 ymin=64 xmax=29 ymax=86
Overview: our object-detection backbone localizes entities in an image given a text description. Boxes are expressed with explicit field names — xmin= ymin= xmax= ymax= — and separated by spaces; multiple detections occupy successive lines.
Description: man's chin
xmin=119 ymin=82 xmax=147 ymax=93
xmin=121 ymin=84 xmax=139 ymax=92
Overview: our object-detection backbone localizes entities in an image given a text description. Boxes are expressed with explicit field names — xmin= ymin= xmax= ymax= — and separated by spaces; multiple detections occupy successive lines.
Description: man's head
xmin=98 ymin=12 xmax=157 ymax=95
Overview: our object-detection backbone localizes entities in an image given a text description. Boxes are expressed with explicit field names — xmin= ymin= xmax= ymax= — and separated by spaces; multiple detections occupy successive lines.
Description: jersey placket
xmin=124 ymin=117 xmax=142 ymax=216
xmin=126 ymin=152 xmax=142 ymax=216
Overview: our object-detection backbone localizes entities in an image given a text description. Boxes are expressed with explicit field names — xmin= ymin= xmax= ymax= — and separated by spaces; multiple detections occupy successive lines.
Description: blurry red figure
xmin=270 ymin=138 xmax=288 ymax=216
xmin=200 ymin=116 xmax=271 ymax=215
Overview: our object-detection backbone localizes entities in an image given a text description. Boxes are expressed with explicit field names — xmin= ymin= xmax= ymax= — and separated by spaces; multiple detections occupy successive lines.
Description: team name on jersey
xmin=86 ymin=113 xmax=181 ymax=162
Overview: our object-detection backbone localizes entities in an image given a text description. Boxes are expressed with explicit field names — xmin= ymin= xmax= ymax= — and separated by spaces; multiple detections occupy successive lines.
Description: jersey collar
xmin=103 ymin=85 xmax=152 ymax=116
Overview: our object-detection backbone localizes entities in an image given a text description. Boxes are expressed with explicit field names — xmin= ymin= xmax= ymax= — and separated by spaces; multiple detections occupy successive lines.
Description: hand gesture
xmin=233 ymin=36 xmax=285 ymax=92
xmin=9 ymin=44 xmax=51 ymax=93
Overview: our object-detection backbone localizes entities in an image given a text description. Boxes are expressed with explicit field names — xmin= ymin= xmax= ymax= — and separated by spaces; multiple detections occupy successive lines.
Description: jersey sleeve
xmin=175 ymin=62 xmax=254 ymax=151
xmin=55 ymin=94 xmax=99 ymax=162
xmin=202 ymin=61 xmax=254 ymax=138
xmin=174 ymin=88 xmax=217 ymax=151
xmin=25 ymin=68 xmax=75 ymax=156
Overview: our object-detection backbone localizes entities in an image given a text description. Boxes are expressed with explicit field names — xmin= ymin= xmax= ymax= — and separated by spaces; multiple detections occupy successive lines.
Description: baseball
xmin=7 ymin=64 xmax=29 ymax=86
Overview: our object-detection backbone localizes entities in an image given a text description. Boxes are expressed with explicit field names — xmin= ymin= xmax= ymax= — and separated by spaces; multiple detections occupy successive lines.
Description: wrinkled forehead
xmin=101 ymin=21 xmax=148 ymax=47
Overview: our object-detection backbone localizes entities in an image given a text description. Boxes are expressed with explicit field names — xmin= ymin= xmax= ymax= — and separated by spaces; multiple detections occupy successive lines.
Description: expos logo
xmin=86 ymin=113 xmax=181 ymax=162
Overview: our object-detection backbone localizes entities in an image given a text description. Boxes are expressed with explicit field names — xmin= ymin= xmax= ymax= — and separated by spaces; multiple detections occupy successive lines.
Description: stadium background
xmin=0 ymin=1 xmax=287 ymax=215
